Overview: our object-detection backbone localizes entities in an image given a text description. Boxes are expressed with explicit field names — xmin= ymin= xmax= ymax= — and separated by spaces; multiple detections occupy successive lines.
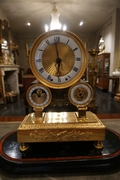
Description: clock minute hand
xmin=55 ymin=43 xmax=59 ymax=58
xmin=55 ymin=43 xmax=61 ymax=77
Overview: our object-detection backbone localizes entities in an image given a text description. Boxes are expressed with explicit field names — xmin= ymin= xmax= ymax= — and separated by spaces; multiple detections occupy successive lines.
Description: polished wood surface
xmin=0 ymin=116 xmax=25 ymax=122
xmin=0 ymin=114 xmax=120 ymax=122
xmin=97 ymin=53 xmax=110 ymax=90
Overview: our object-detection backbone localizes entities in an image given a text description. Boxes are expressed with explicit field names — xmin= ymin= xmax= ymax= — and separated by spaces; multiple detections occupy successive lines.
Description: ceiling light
xmin=50 ymin=4 xmax=61 ymax=30
xmin=45 ymin=3 xmax=67 ymax=32
xmin=79 ymin=21 xmax=83 ymax=26
xmin=27 ymin=22 xmax=31 ymax=26
xmin=63 ymin=25 xmax=67 ymax=31
xmin=45 ymin=24 xmax=49 ymax=32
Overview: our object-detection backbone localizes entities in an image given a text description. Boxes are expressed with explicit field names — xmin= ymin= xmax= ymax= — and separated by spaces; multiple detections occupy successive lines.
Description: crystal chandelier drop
xmin=45 ymin=3 xmax=67 ymax=32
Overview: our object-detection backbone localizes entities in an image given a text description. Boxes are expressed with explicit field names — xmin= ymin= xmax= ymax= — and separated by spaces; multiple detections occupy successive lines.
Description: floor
xmin=0 ymin=88 xmax=120 ymax=117
xmin=95 ymin=88 xmax=120 ymax=114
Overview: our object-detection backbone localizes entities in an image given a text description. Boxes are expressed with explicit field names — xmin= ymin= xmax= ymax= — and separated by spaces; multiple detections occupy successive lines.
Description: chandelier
xmin=45 ymin=3 xmax=67 ymax=32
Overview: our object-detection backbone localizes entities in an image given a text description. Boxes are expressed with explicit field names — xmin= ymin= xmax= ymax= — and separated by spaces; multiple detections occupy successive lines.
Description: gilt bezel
xmin=26 ymin=84 xmax=52 ymax=108
xmin=30 ymin=30 xmax=87 ymax=89
xmin=68 ymin=82 xmax=93 ymax=107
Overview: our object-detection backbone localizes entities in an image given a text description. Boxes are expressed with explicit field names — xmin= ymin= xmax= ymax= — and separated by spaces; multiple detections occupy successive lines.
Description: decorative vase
xmin=112 ymin=68 xmax=120 ymax=77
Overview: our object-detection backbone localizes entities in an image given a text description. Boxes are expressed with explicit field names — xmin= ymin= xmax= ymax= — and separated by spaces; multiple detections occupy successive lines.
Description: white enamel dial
xmin=26 ymin=84 xmax=52 ymax=108
xmin=68 ymin=82 xmax=93 ymax=107
xmin=34 ymin=35 xmax=82 ymax=85
xmin=30 ymin=30 xmax=87 ymax=89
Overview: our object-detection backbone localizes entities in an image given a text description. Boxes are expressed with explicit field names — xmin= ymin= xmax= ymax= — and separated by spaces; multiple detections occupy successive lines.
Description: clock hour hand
xmin=56 ymin=58 xmax=61 ymax=77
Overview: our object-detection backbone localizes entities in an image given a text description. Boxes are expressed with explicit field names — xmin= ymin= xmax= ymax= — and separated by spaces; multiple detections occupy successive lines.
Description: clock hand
xmin=55 ymin=43 xmax=59 ymax=58
xmin=55 ymin=43 xmax=61 ymax=77
xmin=56 ymin=58 xmax=61 ymax=77
xmin=36 ymin=89 xmax=42 ymax=97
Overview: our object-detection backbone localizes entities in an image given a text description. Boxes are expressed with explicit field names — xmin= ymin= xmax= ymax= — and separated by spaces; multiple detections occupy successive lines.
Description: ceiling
xmin=0 ymin=0 xmax=120 ymax=36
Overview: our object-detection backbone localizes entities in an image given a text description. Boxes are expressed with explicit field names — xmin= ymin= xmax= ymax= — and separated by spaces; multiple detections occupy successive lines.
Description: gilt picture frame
xmin=26 ymin=43 xmax=33 ymax=56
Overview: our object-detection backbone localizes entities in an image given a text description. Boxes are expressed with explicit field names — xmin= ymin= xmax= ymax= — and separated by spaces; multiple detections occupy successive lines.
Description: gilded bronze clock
xmin=29 ymin=30 xmax=87 ymax=89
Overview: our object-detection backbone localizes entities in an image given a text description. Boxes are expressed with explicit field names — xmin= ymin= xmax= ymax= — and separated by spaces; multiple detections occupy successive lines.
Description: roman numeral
xmin=54 ymin=36 xmax=60 ymax=43
xmin=45 ymin=40 xmax=50 ymax=45
xmin=36 ymin=59 xmax=41 ymax=62
xmin=73 ymin=47 xmax=78 ymax=52
xmin=65 ymin=75 xmax=71 ymax=81
xmin=39 ymin=68 xmax=44 ymax=74
xmin=38 ymin=49 xmax=43 ymax=51
xmin=58 ymin=77 xmax=61 ymax=82
xmin=73 ymin=67 xmax=78 ymax=72
xmin=76 ymin=57 xmax=81 ymax=61
xmin=47 ymin=75 xmax=53 ymax=81
xmin=66 ymin=39 xmax=70 ymax=45
xmin=68 ymin=75 xmax=71 ymax=79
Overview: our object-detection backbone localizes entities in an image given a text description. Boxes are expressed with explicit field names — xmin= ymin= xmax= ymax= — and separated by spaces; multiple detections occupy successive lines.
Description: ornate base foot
xmin=94 ymin=141 xmax=104 ymax=149
xmin=19 ymin=143 xmax=29 ymax=152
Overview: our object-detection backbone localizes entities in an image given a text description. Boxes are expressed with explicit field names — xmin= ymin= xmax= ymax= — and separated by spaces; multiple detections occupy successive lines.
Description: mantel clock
xmin=17 ymin=30 xmax=105 ymax=152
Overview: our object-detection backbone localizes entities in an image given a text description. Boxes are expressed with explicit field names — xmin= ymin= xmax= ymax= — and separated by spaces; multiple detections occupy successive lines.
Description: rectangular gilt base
xmin=17 ymin=111 xmax=105 ymax=143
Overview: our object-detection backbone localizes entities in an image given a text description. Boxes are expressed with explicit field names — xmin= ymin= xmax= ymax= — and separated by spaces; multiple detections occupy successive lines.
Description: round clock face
xmin=30 ymin=30 xmax=87 ymax=89
xmin=68 ymin=82 xmax=93 ymax=107
xmin=26 ymin=84 xmax=52 ymax=108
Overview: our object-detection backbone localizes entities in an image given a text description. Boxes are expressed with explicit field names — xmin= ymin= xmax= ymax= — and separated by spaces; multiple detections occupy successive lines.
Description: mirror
xmin=2 ymin=20 xmax=9 ymax=50
xmin=1 ymin=20 xmax=10 ymax=52
xmin=2 ymin=20 xmax=9 ymax=42
xmin=0 ymin=19 xmax=14 ymax=65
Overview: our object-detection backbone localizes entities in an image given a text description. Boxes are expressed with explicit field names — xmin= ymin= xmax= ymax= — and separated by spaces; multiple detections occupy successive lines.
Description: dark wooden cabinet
xmin=97 ymin=53 xmax=110 ymax=90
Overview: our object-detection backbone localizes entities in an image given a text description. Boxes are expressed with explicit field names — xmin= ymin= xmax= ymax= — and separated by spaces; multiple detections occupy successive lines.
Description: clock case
xmin=17 ymin=30 xmax=105 ymax=151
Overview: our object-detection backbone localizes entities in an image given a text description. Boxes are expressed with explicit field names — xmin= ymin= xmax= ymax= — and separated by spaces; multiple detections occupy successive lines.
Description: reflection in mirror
xmin=0 ymin=19 xmax=15 ymax=65
xmin=2 ymin=20 xmax=9 ymax=43
xmin=2 ymin=39 xmax=8 ymax=50
xmin=2 ymin=21 xmax=9 ymax=54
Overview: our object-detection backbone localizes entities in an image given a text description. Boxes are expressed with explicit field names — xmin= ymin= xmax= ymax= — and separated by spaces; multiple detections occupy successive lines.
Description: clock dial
xmin=42 ymin=43 xmax=74 ymax=77
xmin=68 ymin=82 xmax=93 ymax=107
xmin=30 ymin=30 xmax=87 ymax=89
xmin=26 ymin=84 xmax=52 ymax=108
